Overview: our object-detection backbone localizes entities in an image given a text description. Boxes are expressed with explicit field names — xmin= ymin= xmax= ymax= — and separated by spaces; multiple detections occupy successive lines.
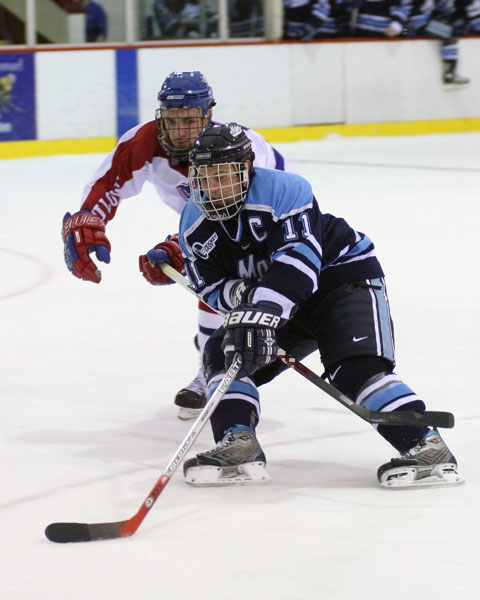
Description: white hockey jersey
xmin=80 ymin=120 xmax=296 ymax=222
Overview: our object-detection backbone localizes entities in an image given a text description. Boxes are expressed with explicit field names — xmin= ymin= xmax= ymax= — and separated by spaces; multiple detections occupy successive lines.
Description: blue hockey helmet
xmin=157 ymin=71 xmax=215 ymax=114
xmin=156 ymin=71 xmax=216 ymax=163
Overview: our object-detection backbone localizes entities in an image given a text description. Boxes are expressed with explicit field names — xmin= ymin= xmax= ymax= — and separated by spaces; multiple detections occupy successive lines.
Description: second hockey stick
xmin=45 ymin=353 xmax=243 ymax=543
xmin=160 ymin=263 xmax=454 ymax=430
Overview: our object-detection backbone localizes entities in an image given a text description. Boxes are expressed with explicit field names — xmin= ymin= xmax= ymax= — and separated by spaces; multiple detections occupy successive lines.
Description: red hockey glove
xmin=139 ymin=233 xmax=185 ymax=285
xmin=62 ymin=211 xmax=111 ymax=284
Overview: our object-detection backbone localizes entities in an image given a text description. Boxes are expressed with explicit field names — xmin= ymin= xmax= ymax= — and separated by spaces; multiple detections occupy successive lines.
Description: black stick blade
xmin=362 ymin=409 xmax=455 ymax=429
xmin=422 ymin=411 xmax=455 ymax=429
xmin=45 ymin=521 xmax=127 ymax=543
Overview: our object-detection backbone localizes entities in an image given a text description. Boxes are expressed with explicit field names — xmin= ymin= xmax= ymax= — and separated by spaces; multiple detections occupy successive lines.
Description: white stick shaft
xmin=161 ymin=263 xmax=202 ymax=300
xmin=162 ymin=352 xmax=242 ymax=482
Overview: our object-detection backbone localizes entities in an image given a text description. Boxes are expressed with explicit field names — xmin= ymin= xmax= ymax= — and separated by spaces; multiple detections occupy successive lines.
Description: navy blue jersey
xmin=179 ymin=168 xmax=384 ymax=320
xmin=354 ymin=0 xmax=411 ymax=34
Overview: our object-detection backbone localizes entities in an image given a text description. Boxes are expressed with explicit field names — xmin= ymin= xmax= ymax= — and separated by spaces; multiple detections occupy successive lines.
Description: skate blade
xmin=443 ymin=83 xmax=470 ymax=90
xmin=379 ymin=463 xmax=465 ymax=489
xmin=185 ymin=462 xmax=271 ymax=486
xmin=177 ymin=407 xmax=203 ymax=421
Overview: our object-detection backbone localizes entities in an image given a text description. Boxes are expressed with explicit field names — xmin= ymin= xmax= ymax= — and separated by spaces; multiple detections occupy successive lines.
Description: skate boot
xmin=378 ymin=429 xmax=464 ymax=489
xmin=174 ymin=366 xmax=207 ymax=420
xmin=443 ymin=70 xmax=470 ymax=85
xmin=183 ymin=425 xmax=271 ymax=486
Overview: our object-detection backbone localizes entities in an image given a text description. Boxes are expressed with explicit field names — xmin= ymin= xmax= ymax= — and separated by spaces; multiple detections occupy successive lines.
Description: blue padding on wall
xmin=115 ymin=49 xmax=138 ymax=138
xmin=0 ymin=53 xmax=36 ymax=141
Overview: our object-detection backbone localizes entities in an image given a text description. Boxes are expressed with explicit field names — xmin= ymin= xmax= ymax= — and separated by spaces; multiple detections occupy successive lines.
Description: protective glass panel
xmin=0 ymin=1 xmax=27 ymax=44
xmin=141 ymin=0 xmax=219 ymax=40
xmin=34 ymin=0 xmax=87 ymax=45
xmin=229 ymin=0 xmax=264 ymax=38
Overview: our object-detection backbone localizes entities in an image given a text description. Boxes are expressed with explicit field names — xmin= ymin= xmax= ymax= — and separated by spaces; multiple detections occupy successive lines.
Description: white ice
xmin=1 ymin=133 xmax=479 ymax=600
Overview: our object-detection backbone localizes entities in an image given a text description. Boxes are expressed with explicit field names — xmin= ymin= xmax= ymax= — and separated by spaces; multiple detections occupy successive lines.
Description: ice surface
xmin=1 ymin=133 xmax=479 ymax=599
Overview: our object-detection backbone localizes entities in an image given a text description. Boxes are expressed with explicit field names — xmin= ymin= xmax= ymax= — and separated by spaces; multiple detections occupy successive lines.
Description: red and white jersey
xmin=80 ymin=120 xmax=296 ymax=223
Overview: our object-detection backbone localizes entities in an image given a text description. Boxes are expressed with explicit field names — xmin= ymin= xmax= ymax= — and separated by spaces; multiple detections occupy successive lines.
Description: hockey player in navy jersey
xmin=144 ymin=122 xmax=462 ymax=489
xmin=283 ymin=0 xmax=349 ymax=39
xmin=352 ymin=0 xmax=410 ymax=37
xmin=405 ymin=0 xmax=470 ymax=84
xmin=61 ymin=71 xmax=296 ymax=421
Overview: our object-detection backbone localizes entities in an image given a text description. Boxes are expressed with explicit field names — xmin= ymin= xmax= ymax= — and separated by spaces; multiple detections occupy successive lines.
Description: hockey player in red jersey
xmin=61 ymin=71 xmax=296 ymax=420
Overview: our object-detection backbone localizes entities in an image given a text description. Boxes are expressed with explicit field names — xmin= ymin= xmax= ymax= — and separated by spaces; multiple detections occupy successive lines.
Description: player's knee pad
xmin=326 ymin=355 xmax=392 ymax=400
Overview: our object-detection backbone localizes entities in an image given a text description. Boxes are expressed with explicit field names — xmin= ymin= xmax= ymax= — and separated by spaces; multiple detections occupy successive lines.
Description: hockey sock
xmin=443 ymin=58 xmax=457 ymax=74
xmin=210 ymin=398 xmax=260 ymax=443
xmin=377 ymin=413 xmax=429 ymax=453
xmin=207 ymin=372 xmax=260 ymax=443
xmin=356 ymin=372 xmax=428 ymax=453
xmin=441 ymin=39 xmax=458 ymax=72
xmin=327 ymin=357 xmax=428 ymax=453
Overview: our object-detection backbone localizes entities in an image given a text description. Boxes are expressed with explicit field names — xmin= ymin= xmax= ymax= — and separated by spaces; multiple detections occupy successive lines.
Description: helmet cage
xmin=189 ymin=162 xmax=250 ymax=221
xmin=155 ymin=107 xmax=211 ymax=163
xmin=188 ymin=123 xmax=255 ymax=220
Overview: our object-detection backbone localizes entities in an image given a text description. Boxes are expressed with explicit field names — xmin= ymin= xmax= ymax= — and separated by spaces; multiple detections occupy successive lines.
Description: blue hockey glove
xmin=61 ymin=211 xmax=111 ymax=283
xmin=222 ymin=302 xmax=282 ymax=378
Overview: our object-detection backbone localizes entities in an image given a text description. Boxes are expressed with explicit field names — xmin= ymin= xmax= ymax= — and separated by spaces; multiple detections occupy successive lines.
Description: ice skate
xmin=378 ymin=429 xmax=464 ymax=489
xmin=183 ymin=425 xmax=271 ymax=486
xmin=174 ymin=365 xmax=207 ymax=420
xmin=443 ymin=71 xmax=470 ymax=85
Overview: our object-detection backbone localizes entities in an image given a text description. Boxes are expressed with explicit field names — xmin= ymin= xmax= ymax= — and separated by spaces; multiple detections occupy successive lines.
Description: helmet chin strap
xmin=238 ymin=162 xmax=251 ymax=193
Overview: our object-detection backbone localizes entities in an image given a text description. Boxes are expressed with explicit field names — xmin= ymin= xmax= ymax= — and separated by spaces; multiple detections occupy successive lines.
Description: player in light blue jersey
xmin=143 ymin=123 xmax=462 ymax=490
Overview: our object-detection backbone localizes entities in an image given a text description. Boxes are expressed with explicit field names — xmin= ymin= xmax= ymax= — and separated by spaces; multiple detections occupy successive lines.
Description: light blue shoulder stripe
xmin=247 ymin=168 xmax=313 ymax=220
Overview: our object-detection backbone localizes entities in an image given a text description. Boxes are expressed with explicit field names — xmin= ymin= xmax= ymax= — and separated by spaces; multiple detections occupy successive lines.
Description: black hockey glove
xmin=222 ymin=302 xmax=282 ymax=378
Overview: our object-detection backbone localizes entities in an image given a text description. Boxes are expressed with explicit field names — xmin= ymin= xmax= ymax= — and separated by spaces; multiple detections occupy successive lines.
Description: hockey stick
xmin=160 ymin=263 xmax=454 ymax=430
xmin=276 ymin=349 xmax=453 ymax=428
xmin=45 ymin=353 xmax=243 ymax=543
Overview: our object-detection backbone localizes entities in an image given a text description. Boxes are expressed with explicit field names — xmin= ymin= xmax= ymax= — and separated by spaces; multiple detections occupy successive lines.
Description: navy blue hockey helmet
xmin=188 ymin=123 xmax=255 ymax=221
xmin=189 ymin=122 xmax=254 ymax=167
xmin=156 ymin=71 xmax=216 ymax=163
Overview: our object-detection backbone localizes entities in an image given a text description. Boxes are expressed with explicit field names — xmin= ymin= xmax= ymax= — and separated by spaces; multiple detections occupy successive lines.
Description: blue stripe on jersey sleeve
xmin=274 ymin=242 xmax=321 ymax=271
xmin=292 ymin=243 xmax=322 ymax=270
xmin=343 ymin=235 xmax=373 ymax=258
